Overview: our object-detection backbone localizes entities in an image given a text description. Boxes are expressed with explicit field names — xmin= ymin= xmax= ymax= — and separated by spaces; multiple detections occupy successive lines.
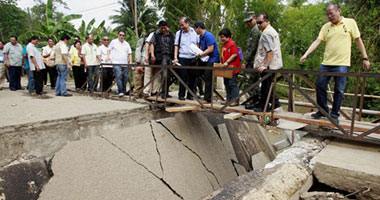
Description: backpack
xmin=237 ymin=47 xmax=244 ymax=61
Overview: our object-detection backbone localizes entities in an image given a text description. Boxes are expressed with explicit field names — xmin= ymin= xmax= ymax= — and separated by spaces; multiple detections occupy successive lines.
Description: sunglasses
xmin=257 ymin=21 xmax=264 ymax=25
xmin=119 ymin=34 xmax=125 ymax=36
xmin=103 ymin=39 xmax=110 ymax=41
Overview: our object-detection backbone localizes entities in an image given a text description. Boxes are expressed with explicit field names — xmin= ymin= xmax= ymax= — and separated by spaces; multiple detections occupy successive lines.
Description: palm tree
xmin=110 ymin=0 xmax=159 ymax=37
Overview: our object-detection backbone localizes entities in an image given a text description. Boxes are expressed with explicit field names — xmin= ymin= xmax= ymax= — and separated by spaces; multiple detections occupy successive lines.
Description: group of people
xmin=0 ymin=3 xmax=371 ymax=123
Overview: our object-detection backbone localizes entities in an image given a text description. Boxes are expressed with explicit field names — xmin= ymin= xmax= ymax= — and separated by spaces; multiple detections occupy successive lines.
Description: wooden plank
xmin=145 ymin=97 xmax=380 ymax=134
xmin=224 ymin=112 xmax=243 ymax=120
xmin=165 ymin=106 xmax=201 ymax=113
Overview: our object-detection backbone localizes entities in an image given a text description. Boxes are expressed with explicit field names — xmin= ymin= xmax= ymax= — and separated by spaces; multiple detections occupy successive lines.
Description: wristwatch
xmin=363 ymin=57 xmax=369 ymax=61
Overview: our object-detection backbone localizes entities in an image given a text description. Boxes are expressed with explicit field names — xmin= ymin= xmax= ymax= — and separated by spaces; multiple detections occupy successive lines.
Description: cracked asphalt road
xmin=38 ymin=113 xmax=237 ymax=200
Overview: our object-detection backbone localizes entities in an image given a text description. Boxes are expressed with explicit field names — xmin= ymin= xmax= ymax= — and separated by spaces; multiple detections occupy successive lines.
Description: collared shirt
xmin=221 ymin=38 xmax=240 ymax=74
xmin=55 ymin=41 xmax=69 ymax=65
xmin=200 ymin=31 xmax=220 ymax=63
xmin=96 ymin=44 xmax=112 ymax=68
xmin=254 ymin=25 xmax=283 ymax=70
xmin=82 ymin=43 xmax=99 ymax=66
xmin=318 ymin=17 xmax=360 ymax=66
xmin=109 ymin=39 xmax=132 ymax=64
xmin=0 ymin=49 xmax=5 ymax=63
xmin=3 ymin=42 xmax=23 ymax=66
xmin=22 ymin=46 xmax=29 ymax=69
xmin=175 ymin=27 xmax=199 ymax=59
xmin=27 ymin=43 xmax=45 ymax=71
xmin=42 ymin=45 xmax=55 ymax=67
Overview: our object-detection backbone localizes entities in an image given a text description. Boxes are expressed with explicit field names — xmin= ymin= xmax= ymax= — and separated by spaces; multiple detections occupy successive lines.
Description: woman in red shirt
xmin=219 ymin=28 xmax=241 ymax=106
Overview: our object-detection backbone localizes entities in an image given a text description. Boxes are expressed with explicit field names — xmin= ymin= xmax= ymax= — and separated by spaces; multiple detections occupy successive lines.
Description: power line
xmin=70 ymin=2 xmax=119 ymax=14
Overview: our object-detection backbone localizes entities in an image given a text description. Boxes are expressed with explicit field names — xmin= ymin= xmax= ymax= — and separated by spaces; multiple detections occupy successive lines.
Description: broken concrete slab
xmin=265 ymin=136 xmax=326 ymax=169
xmin=102 ymin=122 xmax=163 ymax=178
xmin=251 ymin=152 xmax=270 ymax=171
xmin=233 ymin=163 xmax=247 ymax=176
xmin=152 ymin=121 xmax=222 ymax=199
xmin=312 ymin=140 xmax=380 ymax=200
xmin=39 ymin=137 xmax=181 ymax=200
xmin=204 ymin=164 xmax=312 ymax=200
xmin=300 ymin=192 xmax=348 ymax=200
xmin=218 ymin=124 xmax=238 ymax=163
xmin=159 ymin=112 xmax=237 ymax=186
xmin=0 ymin=159 xmax=51 ymax=200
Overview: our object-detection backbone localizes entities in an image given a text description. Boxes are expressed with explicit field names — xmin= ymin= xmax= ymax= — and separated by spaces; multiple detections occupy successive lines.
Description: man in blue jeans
xmin=107 ymin=30 xmax=132 ymax=97
xmin=300 ymin=3 xmax=370 ymax=123
xmin=55 ymin=35 xmax=72 ymax=97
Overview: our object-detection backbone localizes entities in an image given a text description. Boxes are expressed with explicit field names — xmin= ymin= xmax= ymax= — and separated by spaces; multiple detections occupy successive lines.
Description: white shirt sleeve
xmin=146 ymin=32 xmax=154 ymax=43
xmin=127 ymin=44 xmax=132 ymax=55
xmin=96 ymin=46 xmax=102 ymax=56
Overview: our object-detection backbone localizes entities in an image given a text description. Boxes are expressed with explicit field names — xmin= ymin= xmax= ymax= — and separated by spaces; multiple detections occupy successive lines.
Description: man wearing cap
xmin=243 ymin=11 xmax=261 ymax=109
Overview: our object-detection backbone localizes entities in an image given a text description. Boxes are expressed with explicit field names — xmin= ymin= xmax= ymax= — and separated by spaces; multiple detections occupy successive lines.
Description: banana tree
xmin=77 ymin=18 xmax=107 ymax=44
xmin=19 ymin=0 xmax=82 ymax=43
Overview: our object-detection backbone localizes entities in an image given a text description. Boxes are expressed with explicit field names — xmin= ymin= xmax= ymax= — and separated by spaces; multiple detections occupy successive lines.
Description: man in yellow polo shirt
xmin=300 ymin=3 xmax=370 ymax=123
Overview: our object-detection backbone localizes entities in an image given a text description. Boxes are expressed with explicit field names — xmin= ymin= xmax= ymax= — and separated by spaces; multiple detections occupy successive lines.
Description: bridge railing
xmin=84 ymin=63 xmax=380 ymax=145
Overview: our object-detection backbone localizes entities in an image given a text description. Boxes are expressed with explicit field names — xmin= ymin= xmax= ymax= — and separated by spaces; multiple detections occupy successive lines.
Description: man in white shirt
xmin=42 ymin=38 xmax=57 ymax=89
xmin=55 ymin=34 xmax=72 ymax=97
xmin=173 ymin=17 xmax=200 ymax=101
xmin=82 ymin=35 xmax=99 ymax=92
xmin=96 ymin=36 xmax=112 ymax=92
xmin=27 ymin=36 xmax=46 ymax=95
xmin=107 ymin=30 xmax=132 ymax=97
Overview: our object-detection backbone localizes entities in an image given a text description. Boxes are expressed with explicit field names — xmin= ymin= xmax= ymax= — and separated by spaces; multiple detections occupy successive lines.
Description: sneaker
xmin=118 ymin=93 xmax=124 ymax=97
xmin=62 ymin=93 xmax=73 ymax=97
xmin=311 ymin=111 xmax=324 ymax=119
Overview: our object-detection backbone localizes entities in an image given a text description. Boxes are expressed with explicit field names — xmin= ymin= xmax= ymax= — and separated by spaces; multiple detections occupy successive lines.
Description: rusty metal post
xmin=359 ymin=76 xmax=366 ymax=121
xmin=350 ymin=76 xmax=360 ymax=136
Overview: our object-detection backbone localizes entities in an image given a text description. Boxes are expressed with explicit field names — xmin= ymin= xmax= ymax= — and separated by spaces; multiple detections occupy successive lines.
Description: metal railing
xmin=77 ymin=63 xmax=380 ymax=145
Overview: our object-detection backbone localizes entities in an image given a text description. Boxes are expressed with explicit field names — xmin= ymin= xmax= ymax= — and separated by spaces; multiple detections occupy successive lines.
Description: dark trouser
xmin=316 ymin=65 xmax=348 ymax=119
xmin=72 ymin=65 xmax=86 ymax=90
xmin=42 ymin=68 xmax=48 ymax=85
xmin=198 ymin=61 xmax=213 ymax=102
xmin=158 ymin=55 xmax=174 ymax=98
xmin=178 ymin=58 xmax=196 ymax=98
xmin=224 ymin=74 xmax=239 ymax=102
xmin=46 ymin=65 xmax=57 ymax=88
xmin=9 ymin=66 xmax=22 ymax=90
xmin=33 ymin=69 xmax=44 ymax=94
xmin=241 ymin=62 xmax=260 ymax=103
xmin=87 ymin=65 xmax=99 ymax=92
xmin=102 ymin=67 xmax=114 ymax=92
xmin=258 ymin=72 xmax=280 ymax=108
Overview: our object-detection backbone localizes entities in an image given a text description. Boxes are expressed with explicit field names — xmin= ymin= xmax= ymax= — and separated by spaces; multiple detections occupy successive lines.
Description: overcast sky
xmin=18 ymin=0 xmax=121 ymax=29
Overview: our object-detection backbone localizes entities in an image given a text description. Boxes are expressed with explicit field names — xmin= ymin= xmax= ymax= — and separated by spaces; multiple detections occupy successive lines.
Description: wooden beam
xmin=165 ymin=106 xmax=201 ymax=113
xmin=224 ymin=112 xmax=243 ymax=120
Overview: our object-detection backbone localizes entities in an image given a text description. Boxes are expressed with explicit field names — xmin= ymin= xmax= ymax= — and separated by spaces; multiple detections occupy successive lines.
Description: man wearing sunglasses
xmin=300 ymin=3 xmax=370 ymax=124
xmin=253 ymin=13 xmax=283 ymax=112
xmin=107 ymin=30 xmax=133 ymax=97
xmin=243 ymin=11 xmax=261 ymax=110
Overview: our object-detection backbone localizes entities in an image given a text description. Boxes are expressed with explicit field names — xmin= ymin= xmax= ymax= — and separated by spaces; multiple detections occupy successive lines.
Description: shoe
xmin=62 ymin=93 xmax=73 ymax=97
xmin=41 ymin=91 xmax=47 ymax=94
xmin=186 ymin=96 xmax=194 ymax=100
xmin=10 ymin=88 xmax=16 ymax=91
xmin=330 ymin=117 xmax=339 ymax=124
xmin=55 ymin=94 xmax=61 ymax=96
xmin=179 ymin=96 xmax=185 ymax=101
xmin=230 ymin=102 xmax=239 ymax=107
xmin=245 ymin=102 xmax=258 ymax=109
xmin=16 ymin=87 xmax=25 ymax=90
xmin=118 ymin=93 xmax=124 ymax=97
xmin=253 ymin=106 xmax=270 ymax=112
xmin=151 ymin=92 xmax=158 ymax=96
xmin=311 ymin=111 xmax=324 ymax=119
